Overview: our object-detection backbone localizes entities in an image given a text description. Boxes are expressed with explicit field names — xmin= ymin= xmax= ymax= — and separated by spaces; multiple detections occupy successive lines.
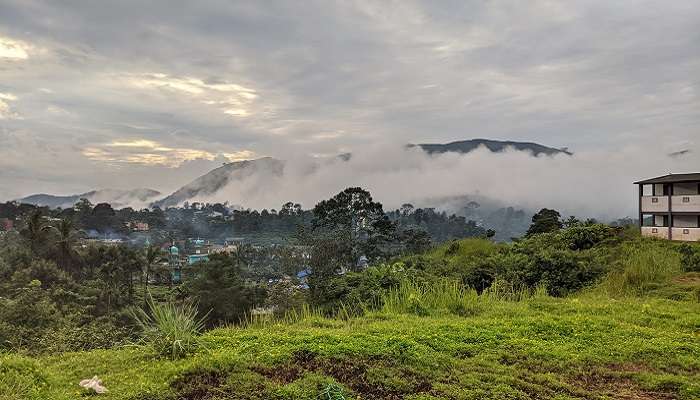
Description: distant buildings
xmin=0 ymin=218 xmax=14 ymax=232
xmin=635 ymin=173 xmax=700 ymax=241
xmin=127 ymin=221 xmax=150 ymax=231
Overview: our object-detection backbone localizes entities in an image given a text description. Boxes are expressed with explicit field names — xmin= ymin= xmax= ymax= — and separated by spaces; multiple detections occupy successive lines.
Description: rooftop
xmin=634 ymin=173 xmax=700 ymax=185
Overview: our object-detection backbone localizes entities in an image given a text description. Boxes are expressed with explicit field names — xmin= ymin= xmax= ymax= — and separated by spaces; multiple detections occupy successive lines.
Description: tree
xmin=526 ymin=208 xmax=563 ymax=236
xmin=311 ymin=187 xmax=395 ymax=269
xmin=46 ymin=218 xmax=83 ymax=274
xmin=184 ymin=254 xmax=259 ymax=325
xmin=19 ymin=210 xmax=51 ymax=256
xmin=141 ymin=245 xmax=164 ymax=303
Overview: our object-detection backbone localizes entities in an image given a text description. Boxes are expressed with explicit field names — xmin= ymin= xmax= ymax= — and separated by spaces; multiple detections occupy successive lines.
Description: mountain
xmin=410 ymin=139 xmax=572 ymax=156
xmin=154 ymin=139 xmax=571 ymax=208
xmin=153 ymin=157 xmax=285 ymax=208
xmin=18 ymin=188 xmax=161 ymax=209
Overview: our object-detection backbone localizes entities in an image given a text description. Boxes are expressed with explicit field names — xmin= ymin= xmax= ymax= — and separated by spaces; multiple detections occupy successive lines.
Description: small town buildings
xmin=127 ymin=221 xmax=150 ymax=231
xmin=0 ymin=218 xmax=13 ymax=232
xmin=635 ymin=173 xmax=700 ymax=241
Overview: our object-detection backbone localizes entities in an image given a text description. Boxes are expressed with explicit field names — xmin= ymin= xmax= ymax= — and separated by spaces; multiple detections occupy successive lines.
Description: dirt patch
xmin=249 ymin=350 xmax=433 ymax=399
xmin=672 ymin=273 xmax=700 ymax=286
xmin=169 ymin=368 xmax=227 ymax=400
xmin=250 ymin=363 xmax=304 ymax=384
xmin=569 ymin=368 xmax=677 ymax=400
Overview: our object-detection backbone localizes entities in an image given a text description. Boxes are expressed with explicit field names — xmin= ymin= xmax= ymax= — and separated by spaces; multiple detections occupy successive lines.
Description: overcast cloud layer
xmin=0 ymin=1 xmax=698 ymax=213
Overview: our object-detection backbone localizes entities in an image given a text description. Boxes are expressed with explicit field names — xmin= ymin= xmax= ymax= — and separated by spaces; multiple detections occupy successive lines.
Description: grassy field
xmin=3 ymin=292 xmax=699 ymax=400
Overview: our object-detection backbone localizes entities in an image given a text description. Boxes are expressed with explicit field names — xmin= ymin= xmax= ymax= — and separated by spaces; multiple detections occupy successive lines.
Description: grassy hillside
xmin=3 ymin=233 xmax=700 ymax=400
xmin=3 ymin=292 xmax=700 ymax=399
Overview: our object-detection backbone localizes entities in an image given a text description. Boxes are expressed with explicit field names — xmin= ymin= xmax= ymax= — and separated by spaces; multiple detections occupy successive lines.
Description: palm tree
xmin=47 ymin=218 xmax=83 ymax=274
xmin=20 ymin=210 xmax=51 ymax=256
xmin=142 ymin=245 xmax=164 ymax=304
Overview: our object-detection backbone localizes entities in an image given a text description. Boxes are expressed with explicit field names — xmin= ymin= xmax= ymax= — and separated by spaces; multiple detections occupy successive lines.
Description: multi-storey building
xmin=635 ymin=173 xmax=700 ymax=241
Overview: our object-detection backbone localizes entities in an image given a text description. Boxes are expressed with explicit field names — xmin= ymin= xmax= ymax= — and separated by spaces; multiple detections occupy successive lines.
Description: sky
xmin=0 ymin=0 xmax=698 ymax=211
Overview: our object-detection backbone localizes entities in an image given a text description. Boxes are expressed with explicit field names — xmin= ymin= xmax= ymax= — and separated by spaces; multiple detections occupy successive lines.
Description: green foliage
xmin=600 ymin=240 xmax=683 ymax=297
xmin=183 ymin=253 xmax=262 ymax=325
xmin=526 ymin=208 xmax=563 ymax=236
xmin=381 ymin=280 xmax=484 ymax=317
xmin=130 ymin=297 xmax=207 ymax=359
xmin=0 ymin=355 xmax=50 ymax=400
xmin=678 ymin=242 xmax=700 ymax=272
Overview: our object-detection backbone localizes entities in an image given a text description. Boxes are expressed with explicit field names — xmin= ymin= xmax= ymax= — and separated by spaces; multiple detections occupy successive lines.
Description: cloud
xmin=0 ymin=93 xmax=20 ymax=119
xmin=126 ymin=72 xmax=258 ymax=118
xmin=0 ymin=0 xmax=697 ymax=205
xmin=0 ymin=36 xmax=30 ymax=59
xmin=82 ymin=138 xmax=256 ymax=167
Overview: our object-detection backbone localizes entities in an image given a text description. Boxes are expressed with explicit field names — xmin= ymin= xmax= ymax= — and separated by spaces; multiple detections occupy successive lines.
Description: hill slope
xmin=4 ymin=296 xmax=699 ymax=399
xmin=411 ymin=138 xmax=572 ymax=156
xmin=18 ymin=188 xmax=161 ymax=209
xmin=153 ymin=157 xmax=284 ymax=208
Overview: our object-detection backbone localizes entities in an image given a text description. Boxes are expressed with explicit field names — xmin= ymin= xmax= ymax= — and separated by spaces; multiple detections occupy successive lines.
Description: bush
xmin=601 ymin=241 xmax=682 ymax=297
xmin=678 ymin=243 xmax=700 ymax=272
xmin=130 ymin=297 xmax=207 ymax=359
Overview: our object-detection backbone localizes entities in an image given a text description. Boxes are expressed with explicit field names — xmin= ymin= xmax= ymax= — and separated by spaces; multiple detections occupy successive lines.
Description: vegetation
xmin=1 ymin=187 xmax=699 ymax=399
xmin=130 ymin=297 xmax=207 ymax=359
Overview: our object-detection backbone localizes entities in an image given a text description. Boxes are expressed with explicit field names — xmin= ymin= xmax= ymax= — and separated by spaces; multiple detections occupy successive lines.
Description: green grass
xmin=2 ymin=294 xmax=699 ymax=399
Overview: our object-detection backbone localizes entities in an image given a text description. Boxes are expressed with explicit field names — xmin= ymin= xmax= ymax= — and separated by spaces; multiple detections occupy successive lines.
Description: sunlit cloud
xmin=0 ymin=92 xmax=20 ymax=119
xmin=0 ymin=36 xmax=30 ymax=59
xmin=126 ymin=72 xmax=258 ymax=118
xmin=83 ymin=138 xmax=257 ymax=167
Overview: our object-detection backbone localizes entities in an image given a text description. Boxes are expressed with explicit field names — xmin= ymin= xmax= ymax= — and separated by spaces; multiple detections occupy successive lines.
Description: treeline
xmin=0 ymin=187 xmax=495 ymax=354
xmin=1 ymin=198 xmax=489 ymax=245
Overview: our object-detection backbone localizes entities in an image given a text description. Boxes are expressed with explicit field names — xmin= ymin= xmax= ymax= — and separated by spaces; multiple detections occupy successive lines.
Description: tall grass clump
xmin=381 ymin=279 xmax=483 ymax=317
xmin=600 ymin=241 xmax=682 ymax=297
xmin=130 ymin=297 xmax=207 ymax=359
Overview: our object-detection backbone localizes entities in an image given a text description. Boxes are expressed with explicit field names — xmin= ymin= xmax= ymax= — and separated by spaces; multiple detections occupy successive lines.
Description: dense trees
xmin=526 ymin=208 xmax=563 ymax=236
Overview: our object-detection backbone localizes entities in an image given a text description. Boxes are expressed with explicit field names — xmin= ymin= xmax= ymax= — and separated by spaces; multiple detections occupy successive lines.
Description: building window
xmin=652 ymin=228 xmax=658 ymax=233
xmin=683 ymin=229 xmax=690 ymax=234
xmin=683 ymin=197 xmax=690 ymax=203
xmin=652 ymin=197 xmax=659 ymax=203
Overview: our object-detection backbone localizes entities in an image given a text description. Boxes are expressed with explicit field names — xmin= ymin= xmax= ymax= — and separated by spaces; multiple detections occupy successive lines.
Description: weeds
xmin=130 ymin=296 xmax=208 ymax=359
xmin=600 ymin=241 xmax=682 ymax=297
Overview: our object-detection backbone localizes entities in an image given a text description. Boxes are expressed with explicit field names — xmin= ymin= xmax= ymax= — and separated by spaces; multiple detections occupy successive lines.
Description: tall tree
xmin=46 ymin=218 xmax=83 ymax=274
xmin=526 ymin=208 xmax=563 ymax=236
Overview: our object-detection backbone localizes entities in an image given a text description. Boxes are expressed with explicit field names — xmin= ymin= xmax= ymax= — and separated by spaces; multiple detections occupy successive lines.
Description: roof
xmin=634 ymin=173 xmax=700 ymax=185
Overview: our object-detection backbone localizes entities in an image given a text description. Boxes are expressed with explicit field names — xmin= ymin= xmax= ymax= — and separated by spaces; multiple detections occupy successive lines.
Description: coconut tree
xmin=47 ymin=218 xmax=83 ymax=274
xmin=20 ymin=210 xmax=52 ymax=256
xmin=142 ymin=245 xmax=164 ymax=304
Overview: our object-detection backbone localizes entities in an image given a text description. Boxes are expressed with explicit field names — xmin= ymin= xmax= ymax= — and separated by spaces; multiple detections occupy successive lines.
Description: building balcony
xmin=641 ymin=195 xmax=700 ymax=213
xmin=641 ymin=226 xmax=669 ymax=239
xmin=641 ymin=226 xmax=700 ymax=242
xmin=671 ymin=227 xmax=700 ymax=242
xmin=640 ymin=196 xmax=668 ymax=213
xmin=671 ymin=195 xmax=700 ymax=212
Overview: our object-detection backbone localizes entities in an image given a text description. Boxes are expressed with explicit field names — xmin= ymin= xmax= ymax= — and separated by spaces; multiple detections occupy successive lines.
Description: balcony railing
xmin=640 ymin=196 xmax=668 ymax=212
xmin=641 ymin=226 xmax=669 ymax=239
xmin=671 ymin=195 xmax=700 ymax=212
xmin=642 ymin=226 xmax=700 ymax=241
xmin=671 ymin=227 xmax=700 ymax=242
xmin=641 ymin=195 xmax=700 ymax=213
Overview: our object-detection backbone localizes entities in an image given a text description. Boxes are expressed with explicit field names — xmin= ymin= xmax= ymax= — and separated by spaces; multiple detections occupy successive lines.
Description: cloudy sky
xmin=0 ymin=0 xmax=698 ymax=202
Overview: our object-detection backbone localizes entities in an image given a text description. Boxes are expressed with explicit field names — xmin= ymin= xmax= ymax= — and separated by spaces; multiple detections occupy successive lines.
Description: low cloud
xmin=197 ymin=143 xmax=698 ymax=220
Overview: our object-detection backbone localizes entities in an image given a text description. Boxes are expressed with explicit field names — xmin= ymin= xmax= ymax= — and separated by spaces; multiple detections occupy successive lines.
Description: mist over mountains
xmin=18 ymin=189 xmax=161 ymax=209
xmin=14 ymin=137 xmax=693 ymax=221
xmin=17 ymin=139 xmax=561 ymax=210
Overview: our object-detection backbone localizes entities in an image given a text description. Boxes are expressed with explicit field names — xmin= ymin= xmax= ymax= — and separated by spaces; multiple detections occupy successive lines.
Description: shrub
xmin=678 ymin=243 xmax=700 ymax=272
xmin=381 ymin=280 xmax=482 ymax=317
xmin=130 ymin=297 xmax=207 ymax=359
xmin=601 ymin=242 xmax=682 ymax=297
